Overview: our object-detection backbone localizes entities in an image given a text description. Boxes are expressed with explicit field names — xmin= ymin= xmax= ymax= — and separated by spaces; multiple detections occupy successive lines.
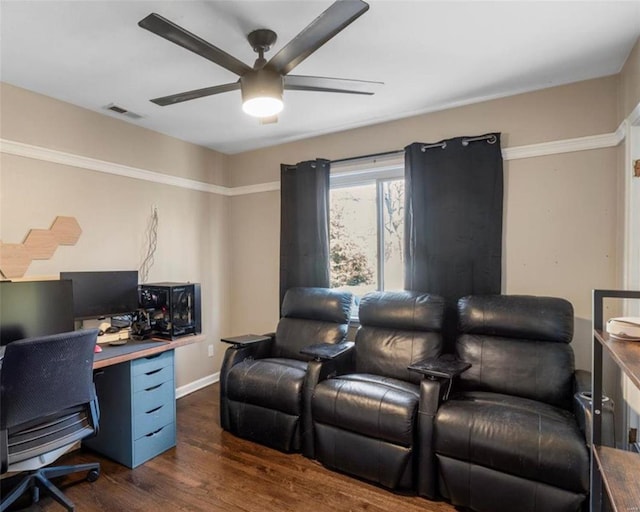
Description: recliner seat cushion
xmin=435 ymin=391 xmax=589 ymax=494
xmin=226 ymin=358 xmax=307 ymax=415
xmin=312 ymin=374 xmax=419 ymax=447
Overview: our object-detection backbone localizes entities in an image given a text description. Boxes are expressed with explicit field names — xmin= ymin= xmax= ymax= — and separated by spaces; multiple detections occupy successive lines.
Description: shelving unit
xmin=591 ymin=290 xmax=640 ymax=512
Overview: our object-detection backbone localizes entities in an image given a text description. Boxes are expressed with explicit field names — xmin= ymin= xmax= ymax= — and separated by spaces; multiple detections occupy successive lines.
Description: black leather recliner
xmin=311 ymin=290 xmax=445 ymax=491
xmin=219 ymin=287 xmax=353 ymax=455
xmin=424 ymin=295 xmax=604 ymax=512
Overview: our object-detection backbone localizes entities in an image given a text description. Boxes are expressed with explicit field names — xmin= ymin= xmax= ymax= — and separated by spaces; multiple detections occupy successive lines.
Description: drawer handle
xmin=145 ymin=368 xmax=163 ymax=376
xmin=146 ymin=427 xmax=164 ymax=438
xmin=145 ymin=383 xmax=163 ymax=392
xmin=145 ymin=405 xmax=163 ymax=415
xmin=144 ymin=354 xmax=163 ymax=361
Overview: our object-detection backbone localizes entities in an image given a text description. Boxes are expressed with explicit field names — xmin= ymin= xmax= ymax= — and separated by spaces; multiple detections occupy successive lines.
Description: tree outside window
xmin=329 ymin=178 xmax=404 ymax=301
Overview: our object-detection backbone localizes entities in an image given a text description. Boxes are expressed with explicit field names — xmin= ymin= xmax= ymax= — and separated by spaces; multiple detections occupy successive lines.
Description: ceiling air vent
xmin=103 ymin=103 xmax=143 ymax=119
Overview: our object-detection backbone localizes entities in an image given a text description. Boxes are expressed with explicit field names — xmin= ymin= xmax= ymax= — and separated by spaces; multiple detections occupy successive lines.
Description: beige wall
xmin=0 ymin=83 xmax=229 ymax=186
xmin=226 ymin=76 xmax=618 ymax=187
xmin=0 ymin=84 xmax=231 ymax=388
xmin=1 ymin=63 xmax=635 ymax=386
xmin=227 ymin=76 xmax=621 ymax=372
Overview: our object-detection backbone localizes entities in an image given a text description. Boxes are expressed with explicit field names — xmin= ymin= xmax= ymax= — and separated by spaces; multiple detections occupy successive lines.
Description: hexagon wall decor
xmin=0 ymin=216 xmax=82 ymax=278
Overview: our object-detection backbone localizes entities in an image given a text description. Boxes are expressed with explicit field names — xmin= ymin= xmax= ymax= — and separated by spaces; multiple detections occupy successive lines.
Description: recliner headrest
xmin=358 ymin=291 xmax=444 ymax=332
xmin=281 ymin=287 xmax=352 ymax=324
xmin=458 ymin=294 xmax=574 ymax=343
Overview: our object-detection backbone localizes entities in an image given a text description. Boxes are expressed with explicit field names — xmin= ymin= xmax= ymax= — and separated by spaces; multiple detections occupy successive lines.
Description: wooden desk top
xmin=93 ymin=334 xmax=205 ymax=369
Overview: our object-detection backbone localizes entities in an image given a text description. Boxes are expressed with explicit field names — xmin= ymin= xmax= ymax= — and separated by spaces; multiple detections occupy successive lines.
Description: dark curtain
xmin=405 ymin=133 xmax=503 ymax=347
xmin=279 ymin=159 xmax=331 ymax=307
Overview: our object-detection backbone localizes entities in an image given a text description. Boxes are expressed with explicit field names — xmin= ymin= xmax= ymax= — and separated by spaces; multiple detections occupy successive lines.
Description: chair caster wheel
xmin=87 ymin=468 xmax=100 ymax=482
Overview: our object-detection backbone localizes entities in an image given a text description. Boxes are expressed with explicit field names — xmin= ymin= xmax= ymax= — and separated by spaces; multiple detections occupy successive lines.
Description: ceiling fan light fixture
xmin=241 ymin=68 xmax=284 ymax=118
xmin=242 ymin=96 xmax=283 ymax=118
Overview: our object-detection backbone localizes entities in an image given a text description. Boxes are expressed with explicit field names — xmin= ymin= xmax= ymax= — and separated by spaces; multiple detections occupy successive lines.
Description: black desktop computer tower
xmin=138 ymin=282 xmax=201 ymax=340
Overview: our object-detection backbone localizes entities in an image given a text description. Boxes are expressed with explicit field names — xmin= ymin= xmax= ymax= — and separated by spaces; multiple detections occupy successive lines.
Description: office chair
xmin=0 ymin=329 xmax=101 ymax=512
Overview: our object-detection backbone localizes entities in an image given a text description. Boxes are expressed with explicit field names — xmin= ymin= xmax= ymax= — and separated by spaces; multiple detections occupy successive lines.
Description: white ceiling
xmin=1 ymin=1 xmax=639 ymax=154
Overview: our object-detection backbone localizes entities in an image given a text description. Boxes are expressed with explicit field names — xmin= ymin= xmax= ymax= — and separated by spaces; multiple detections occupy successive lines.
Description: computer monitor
xmin=60 ymin=271 xmax=139 ymax=321
xmin=0 ymin=279 xmax=75 ymax=345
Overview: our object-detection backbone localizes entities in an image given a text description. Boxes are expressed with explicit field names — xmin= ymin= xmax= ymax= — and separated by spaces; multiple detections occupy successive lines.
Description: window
xmin=329 ymin=165 xmax=405 ymax=303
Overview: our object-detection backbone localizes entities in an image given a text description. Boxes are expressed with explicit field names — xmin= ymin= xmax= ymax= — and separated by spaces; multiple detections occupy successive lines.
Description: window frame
xmin=329 ymin=162 xmax=404 ymax=297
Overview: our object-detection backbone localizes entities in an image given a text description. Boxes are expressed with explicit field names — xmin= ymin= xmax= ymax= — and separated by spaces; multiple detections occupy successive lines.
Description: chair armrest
xmin=220 ymin=334 xmax=272 ymax=347
xmin=219 ymin=335 xmax=273 ymax=431
xmin=409 ymin=356 xmax=471 ymax=401
xmin=300 ymin=342 xmax=354 ymax=361
xmin=417 ymin=377 xmax=449 ymax=499
xmin=300 ymin=342 xmax=355 ymax=459
xmin=573 ymin=370 xmax=615 ymax=448
xmin=408 ymin=357 xmax=471 ymax=380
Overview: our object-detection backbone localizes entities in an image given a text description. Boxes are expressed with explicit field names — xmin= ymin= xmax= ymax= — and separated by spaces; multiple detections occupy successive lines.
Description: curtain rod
xmin=330 ymin=149 xmax=404 ymax=165
xmin=421 ymin=133 xmax=497 ymax=152
xmin=332 ymin=134 xmax=497 ymax=163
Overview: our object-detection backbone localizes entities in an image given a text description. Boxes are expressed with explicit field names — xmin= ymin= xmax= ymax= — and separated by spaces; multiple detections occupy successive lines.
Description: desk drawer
xmin=132 ymin=350 xmax=173 ymax=377
xmin=133 ymin=402 xmax=175 ymax=440
xmin=133 ymin=379 xmax=174 ymax=412
xmin=133 ymin=364 xmax=173 ymax=393
xmin=133 ymin=422 xmax=176 ymax=467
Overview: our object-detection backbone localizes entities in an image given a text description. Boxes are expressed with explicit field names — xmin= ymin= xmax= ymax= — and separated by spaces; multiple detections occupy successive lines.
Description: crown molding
xmin=0 ymin=138 xmax=229 ymax=195
xmin=225 ymin=181 xmax=280 ymax=196
xmin=0 ymin=128 xmax=625 ymax=197
xmin=502 ymin=131 xmax=621 ymax=161
xmin=628 ymin=102 xmax=640 ymax=127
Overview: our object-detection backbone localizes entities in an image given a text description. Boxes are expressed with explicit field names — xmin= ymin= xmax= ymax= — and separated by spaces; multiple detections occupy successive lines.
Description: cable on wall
xmin=139 ymin=206 xmax=158 ymax=283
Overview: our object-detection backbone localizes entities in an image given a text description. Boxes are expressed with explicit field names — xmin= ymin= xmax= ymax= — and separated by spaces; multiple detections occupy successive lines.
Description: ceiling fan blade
xmin=266 ymin=0 xmax=369 ymax=75
xmin=139 ymin=13 xmax=252 ymax=77
xmin=151 ymin=82 xmax=240 ymax=106
xmin=284 ymin=75 xmax=382 ymax=95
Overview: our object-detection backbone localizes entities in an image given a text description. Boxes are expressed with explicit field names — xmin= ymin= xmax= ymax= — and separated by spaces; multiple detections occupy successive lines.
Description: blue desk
xmin=85 ymin=335 xmax=203 ymax=468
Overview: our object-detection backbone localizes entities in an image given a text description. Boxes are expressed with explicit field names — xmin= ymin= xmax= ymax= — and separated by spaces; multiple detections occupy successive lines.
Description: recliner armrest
xmin=417 ymin=377 xmax=449 ymax=499
xmin=219 ymin=336 xmax=273 ymax=431
xmin=220 ymin=334 xmax=272 ymax=347
xmin=300 ymin=341 xmax=354 ymax=361
xmin=300 ymin=342 xmax=356 ymax=459
xmin=409 ymin=355 xmax=471 ymax=401
xmin=572 ymin=370 xmax=615 ymax=447
xmin=408 ymin=356 xmax=471 ymax=380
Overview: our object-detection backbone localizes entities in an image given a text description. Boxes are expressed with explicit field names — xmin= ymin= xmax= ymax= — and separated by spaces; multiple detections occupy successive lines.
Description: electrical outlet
xmin=207 ymin=344 xmax=214 ymax=357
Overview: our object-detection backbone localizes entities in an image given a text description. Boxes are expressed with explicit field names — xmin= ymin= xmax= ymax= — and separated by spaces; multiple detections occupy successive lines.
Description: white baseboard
xmin=176 ymin=372 xmax=220 ymax=399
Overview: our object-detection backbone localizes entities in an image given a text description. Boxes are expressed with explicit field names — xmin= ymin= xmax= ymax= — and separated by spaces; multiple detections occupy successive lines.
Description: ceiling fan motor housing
xmin=241 ymin=68 xmax=284 ymax=104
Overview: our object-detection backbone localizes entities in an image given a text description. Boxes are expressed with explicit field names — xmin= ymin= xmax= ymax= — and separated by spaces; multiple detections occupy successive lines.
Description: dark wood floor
xmin=5 ymin=383 xmax=458 ymax=511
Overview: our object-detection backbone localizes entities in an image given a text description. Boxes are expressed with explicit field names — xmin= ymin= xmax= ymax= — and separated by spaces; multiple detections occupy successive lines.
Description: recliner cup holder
xmin=579 ymin=391 xmax=610 ymax=403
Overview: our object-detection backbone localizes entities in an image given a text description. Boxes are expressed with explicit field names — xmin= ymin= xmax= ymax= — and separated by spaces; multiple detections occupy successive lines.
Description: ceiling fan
xmin=138 ymin=0 xmax=382 ymax=121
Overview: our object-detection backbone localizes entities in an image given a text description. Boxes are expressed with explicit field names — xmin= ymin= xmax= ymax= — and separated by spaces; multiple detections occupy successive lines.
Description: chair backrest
xmin=355 ymin=291 xmax=444 ymax=384
xmin=0 ymin=329 xmax=99 ymax=431
xmin=456 ymin=295 xmax=575 ymax=410
xmin=273 ymin=287 xmax=353 ymax=360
